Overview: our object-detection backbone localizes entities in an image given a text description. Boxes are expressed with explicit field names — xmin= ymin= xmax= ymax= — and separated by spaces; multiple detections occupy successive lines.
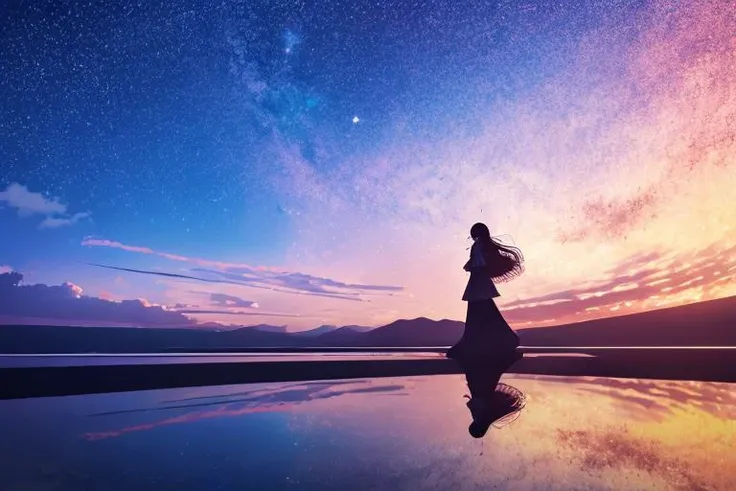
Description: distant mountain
xmin=312 ymin=325 xmax=372 ymax=345
xmin=250 ymin=324 xmax=288 ymax=334
xmin=343 ymin=325 xmax=374 ymax=333
xmin=197 ymin=322 xmax=228 ymax=331
xmin=340 ymin=317 xmax=464 ymax=347
xmin=293 ymin=325 xmax=340 ymax=337
xmin=292 ymin=324 xmax=374 ymax=341
xmin=1 ymin=295 xmax=734 ymax=353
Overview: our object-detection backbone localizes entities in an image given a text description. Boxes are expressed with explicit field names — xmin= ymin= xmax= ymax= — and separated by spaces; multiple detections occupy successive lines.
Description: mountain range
xmin=1 ymin=295 xmax=734 ymax=353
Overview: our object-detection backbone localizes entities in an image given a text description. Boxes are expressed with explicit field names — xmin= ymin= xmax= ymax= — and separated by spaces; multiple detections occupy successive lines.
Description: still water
xmin=1 ymin=374 xmax=734 ymax=490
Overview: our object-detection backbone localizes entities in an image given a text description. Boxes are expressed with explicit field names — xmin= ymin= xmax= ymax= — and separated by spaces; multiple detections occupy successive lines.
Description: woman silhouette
xmin=447 ymin=222 xmax=524 ymax=374
xmin=447 ymin=222 xmax=526 ymax=437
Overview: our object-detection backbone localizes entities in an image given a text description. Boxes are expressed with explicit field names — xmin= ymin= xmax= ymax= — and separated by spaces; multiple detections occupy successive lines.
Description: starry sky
xmin=1 ymin=0 xmax=735 ymax=330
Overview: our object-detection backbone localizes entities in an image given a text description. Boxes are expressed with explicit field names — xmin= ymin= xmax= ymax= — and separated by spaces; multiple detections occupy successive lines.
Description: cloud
xmin=83 ymin=380 xmax=404 ymax=440
xmin=0 ymin=266 xmax=12 ymax=274
xmin=39 ymin=212 xmax=92 ymax=229
xmin=82 ymin=238 xmax=246 ymax=269
xmin=174 ymin=309 xmax=303 ymax=318
xmin=500 ymin=243 xmax=736 ymax=325
xmin=0 ymin=272 xmax=195 ymax=327
xmin=87 ymin=263 xmax=239 ymax=285
xmin=209 ymin=293 xmax=258 ymax=309
xmin=82 ymin=238 xmax=404 ymax=302
xmin=193 ymin=267 xmax=403 ymax=296
xmin=0 ymin=183 xmax=90 ymax=229
xmin=0 ymin=183 xmax=66 ymax=216
xmin=91 ymin=263 xmax=372 ymax=302
xmin=551 ymin=376 xmax=736 ymax=422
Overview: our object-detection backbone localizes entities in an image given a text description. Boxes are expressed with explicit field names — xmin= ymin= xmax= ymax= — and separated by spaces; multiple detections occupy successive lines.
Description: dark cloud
xmin=0 ymin=272 xmax=194 ymax=327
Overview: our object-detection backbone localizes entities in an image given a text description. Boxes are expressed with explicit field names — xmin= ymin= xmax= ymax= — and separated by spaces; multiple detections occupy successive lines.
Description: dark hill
xmin=348 ymin=317 xmax=464 ymax=347
xmin=517 ymin=294 xmax=736 ymax=347
xmin=314 ymin=325 xmax=376 ymax=346
xmin=293 ymin=325 xmax=340 ymax=337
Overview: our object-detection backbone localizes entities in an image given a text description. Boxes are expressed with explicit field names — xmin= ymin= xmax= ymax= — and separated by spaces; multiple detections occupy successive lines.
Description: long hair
xmin=469 ymin=222 xmax=524 ymax=283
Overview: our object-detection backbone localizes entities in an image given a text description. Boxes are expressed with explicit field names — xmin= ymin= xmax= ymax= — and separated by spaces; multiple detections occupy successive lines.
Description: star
xmin=352 ymin=116 xmax=360 ymax=124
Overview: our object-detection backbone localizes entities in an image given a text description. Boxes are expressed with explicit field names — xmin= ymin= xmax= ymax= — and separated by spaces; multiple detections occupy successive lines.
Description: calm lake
xmin=1 ymin=370 xmax=734 ymax=490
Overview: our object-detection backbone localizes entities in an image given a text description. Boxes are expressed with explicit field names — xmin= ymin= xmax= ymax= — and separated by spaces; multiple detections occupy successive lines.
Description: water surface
xmin=1 ymin=374 xmax=734 ymax=490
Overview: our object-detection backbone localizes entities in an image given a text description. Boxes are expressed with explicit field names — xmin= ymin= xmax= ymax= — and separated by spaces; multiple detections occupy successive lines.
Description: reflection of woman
xmin=465 ymin=381 xmax=526 ymax=438
xmin=447 ymin=222 xmax=524 ymax=365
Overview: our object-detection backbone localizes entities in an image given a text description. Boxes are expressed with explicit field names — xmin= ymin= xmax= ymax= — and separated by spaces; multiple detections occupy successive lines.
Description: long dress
xmin=447 ymin=240 xmax=520 ymax=369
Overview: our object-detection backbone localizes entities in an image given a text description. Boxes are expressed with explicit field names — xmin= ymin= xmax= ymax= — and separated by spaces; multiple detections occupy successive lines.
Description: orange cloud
xmin=500 ymin=243 xmax=736 ymax=326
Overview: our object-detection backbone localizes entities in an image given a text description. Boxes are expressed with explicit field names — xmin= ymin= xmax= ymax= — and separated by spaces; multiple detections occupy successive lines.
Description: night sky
xmin=1 ymin=0 xmax=734 ymax=329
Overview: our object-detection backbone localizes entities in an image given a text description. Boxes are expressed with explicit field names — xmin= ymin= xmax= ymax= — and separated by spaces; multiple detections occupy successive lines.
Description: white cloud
xmin=0 ymin=183 xmax=90 ymax=229
xmin=0 ymin=183 xmax=66 ymax=216
xmin=39 ymin=212 xmax=92 ymax=229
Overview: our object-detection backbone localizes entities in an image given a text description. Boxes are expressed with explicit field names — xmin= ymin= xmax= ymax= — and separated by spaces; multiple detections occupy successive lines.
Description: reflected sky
xmin=0 ymin=375 xmax=734 ymax=490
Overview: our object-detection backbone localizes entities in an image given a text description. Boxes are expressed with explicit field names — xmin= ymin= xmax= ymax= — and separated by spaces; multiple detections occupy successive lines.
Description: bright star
xmin=352 ymin=116 xmax=360 ymax=124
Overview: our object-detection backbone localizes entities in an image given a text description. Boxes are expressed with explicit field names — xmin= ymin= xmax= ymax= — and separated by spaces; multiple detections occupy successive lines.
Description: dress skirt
xmin=447 ymin=298 xmax=520 ymax=371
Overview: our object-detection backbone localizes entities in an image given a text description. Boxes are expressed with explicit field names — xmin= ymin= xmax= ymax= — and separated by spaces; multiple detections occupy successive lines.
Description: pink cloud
xmin=501 ymin=243 xmax=736 ymax=326
xmin=81 ymin=238 xmax=279 ymax=272
xmin=98 ymin=290 xmax=115 ymax=301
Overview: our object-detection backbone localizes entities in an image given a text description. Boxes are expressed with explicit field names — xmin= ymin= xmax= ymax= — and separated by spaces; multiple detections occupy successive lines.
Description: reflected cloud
xmin=82 ymin=380 xmax=406 ymax=441
xmin=524 ymin=375 xmax=736 ymax=422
